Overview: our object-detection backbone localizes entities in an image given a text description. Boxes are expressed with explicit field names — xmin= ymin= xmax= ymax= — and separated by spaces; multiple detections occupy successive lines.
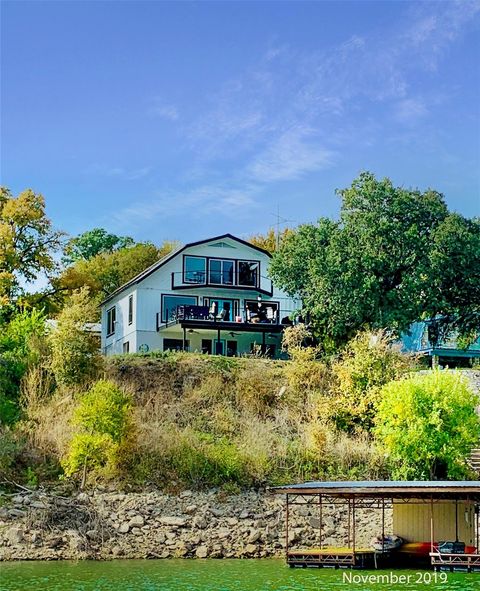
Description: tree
xmin=36 ymin=240 xmax=180 ymax=316
xmin=269 ymin=172 xmax=479 ymax=348
xmin=248 ymin=228 xmax=293 ymax=253
xmin=49 ymin=287 xmax=102 ymax=388
xmin=0 ymin=187 xmax=63 ymax=304
xmin=63 ymin=227 xmax=134 ymax=265
xmin=375 ymin=370 xmax=480 ymax=480
xmin=62 ymin=380 xmax=133 ymax=487
xmin=0 ymin=308 xmax=48 ymax=424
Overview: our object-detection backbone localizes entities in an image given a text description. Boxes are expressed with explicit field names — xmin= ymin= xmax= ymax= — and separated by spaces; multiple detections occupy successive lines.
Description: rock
xmin=193 ymin=516 xmax=207 ymax=529
xmin=208 ymin=507 xmax=223 ymax=518
xmin=7 ymin=527 xmax=24 ymax=545
xmin=47 ymin=537 xmax=63 ymax=549
xmin=159 ymin=516 xmax=186 ymax=527
xmin=185 ymin=505 xmax=197 ymax=514
xmin=12 ymin=495 xmax=24 ymax=505
xmin=30 ymin=501 xmax=48 ymax=510
xmin=247 ymin=530 xmax=261 ymax=544
xmin=243 ymin=543 xmax=258 ymax=555
xmin=226 ymin=517 xmax=238 ymax=526
xmin=129 ymin=515 xmax=145 ymax=527
xmin=118 ymin=523 xmax=130 ymax=534
xmin=86 ymin=530 xmax=97 ymax=540
xmin=180 ymin=490 xmax=193 ymax=498
xmin=196 ymin=545 xmax=208 ymax=558
xmin=239 ymin=510 xmax=250 ymax=519
xmin=8 ymin=508 xmax=26 ymax=517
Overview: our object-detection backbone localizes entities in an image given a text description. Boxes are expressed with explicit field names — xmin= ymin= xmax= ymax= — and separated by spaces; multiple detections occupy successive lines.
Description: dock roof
xmin=271 ymin=480 xmax=480 ymax=499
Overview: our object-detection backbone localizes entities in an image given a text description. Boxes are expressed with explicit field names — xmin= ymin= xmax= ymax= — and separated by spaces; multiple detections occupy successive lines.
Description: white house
xmin=100 ymin=234 xmax=300 ymax=358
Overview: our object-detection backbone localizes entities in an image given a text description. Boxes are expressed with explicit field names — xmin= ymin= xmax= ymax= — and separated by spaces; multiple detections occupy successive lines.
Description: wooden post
xmin=285 ymin=494 xmax=289 ymax=559
xmin=455 ymin=499 xmax=459 ymax=542
xmin=183 ymin=326 xmax=186 ymax=352
xmin=319 ymin=494 xmax=323 ymax=550
xmin=352 ymin=497 xmax=356 ymax=554
xmin=430 ymin=496 xmax=435 ymax=554
xmin=347 ymin=498 xmax=351 ymax=548
xmin=382 ymin=496 xmax=385 ymax=554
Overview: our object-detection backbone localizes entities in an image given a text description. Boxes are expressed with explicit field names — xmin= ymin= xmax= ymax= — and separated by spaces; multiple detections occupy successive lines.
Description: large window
xmin=209 ymin=259 xmax=234 ymax=285
xmin=107 ymin=306 xmax=116 ymax=336
xmin=238 ymin=261 xmax=259 ymax=287
xmin=205 ymin=298 xmax=237 ymax=321
xmin=162 ymin=295 xmax=197 ymax=322
xmin=184 ymin=256 xmax=206 ymax=284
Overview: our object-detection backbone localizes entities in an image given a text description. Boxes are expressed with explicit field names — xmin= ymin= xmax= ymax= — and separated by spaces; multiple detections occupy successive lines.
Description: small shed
xmin=272 ymin=480 xmax=480 ymax=571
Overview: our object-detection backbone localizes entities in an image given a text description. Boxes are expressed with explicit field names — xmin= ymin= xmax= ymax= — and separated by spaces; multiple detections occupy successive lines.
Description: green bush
xmin=331 ymin=330 xmax=415 ymax=431
xmin=49 ymin=287 xmax=102 ymax=388
xmin=63 ymin=380 xmax=133 ymax=485
xmin=0 ymin=308 xmax=47 ymax=424
xmin=375 ymin=370 xmax=480 ymax=479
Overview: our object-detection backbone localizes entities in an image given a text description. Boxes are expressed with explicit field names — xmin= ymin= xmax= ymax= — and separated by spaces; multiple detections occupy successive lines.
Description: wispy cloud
xmin=112 ymin=183 xmax=260 ymax=229
xmin=394 ymin=98 xmax=428 ymax=123
xmin=85 ymin=164 xmax=151 ymax=181
xmin=148 ymin=98 xmax=179 ymax=120
xmin=248 ymin=126 xmax=335 ymax=183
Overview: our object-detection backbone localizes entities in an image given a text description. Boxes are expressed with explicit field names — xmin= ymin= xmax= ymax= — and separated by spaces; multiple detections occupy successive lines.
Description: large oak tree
xmin=269 ymin=172 xmax=480 ymax=349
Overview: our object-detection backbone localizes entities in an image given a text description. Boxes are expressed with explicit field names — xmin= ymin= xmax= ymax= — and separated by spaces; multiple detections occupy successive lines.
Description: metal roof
xmin=271 ymin=480 xmax=480 ymax=499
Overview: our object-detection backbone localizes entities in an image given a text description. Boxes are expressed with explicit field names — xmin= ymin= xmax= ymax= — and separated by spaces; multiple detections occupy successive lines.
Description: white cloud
xmin=149 ymin=99 xmax=179 ymax=120
xmin=248 ymin=126 xmax=335 ymax=183
xmin=395 ymin=98 xmax=428 ymax=123
xmin=85 ymin=164 xmax=151 ymax=181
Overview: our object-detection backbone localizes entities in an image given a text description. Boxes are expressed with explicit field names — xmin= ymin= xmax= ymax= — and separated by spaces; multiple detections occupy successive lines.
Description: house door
xmin=207 ymin=299 xmax=235 ymax=321
xmin=214 ymin=339 xmax=226 ymax=355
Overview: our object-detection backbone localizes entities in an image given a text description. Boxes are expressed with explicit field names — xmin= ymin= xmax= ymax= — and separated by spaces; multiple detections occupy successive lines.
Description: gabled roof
xmin=100 ymin=233 xmax=271 ymax=306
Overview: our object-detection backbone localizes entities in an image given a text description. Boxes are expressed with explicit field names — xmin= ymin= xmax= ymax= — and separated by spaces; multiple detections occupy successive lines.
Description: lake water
xmin=0 ymin=559 xmax=478 ymax=591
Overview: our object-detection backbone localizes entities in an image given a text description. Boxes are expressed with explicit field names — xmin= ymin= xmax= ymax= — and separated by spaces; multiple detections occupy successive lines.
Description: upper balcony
xmin=170 ymin=255 xmax=273 ymax=296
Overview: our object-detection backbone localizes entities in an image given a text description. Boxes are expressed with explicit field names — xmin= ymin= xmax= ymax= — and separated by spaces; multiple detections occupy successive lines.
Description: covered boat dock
xmin=272 ymin=481 xmax=480 ymax=572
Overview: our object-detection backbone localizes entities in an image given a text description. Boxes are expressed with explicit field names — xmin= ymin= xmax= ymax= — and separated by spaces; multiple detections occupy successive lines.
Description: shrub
xmin=331 ymin=330 xmax=414 ymax=431
xmin=49 ymin=287 xmax=102 ymax=388
xmin=375 ymin=370 xmax=480 ymax=480
xmin=63 ymin=380 xmax=133 ymax=486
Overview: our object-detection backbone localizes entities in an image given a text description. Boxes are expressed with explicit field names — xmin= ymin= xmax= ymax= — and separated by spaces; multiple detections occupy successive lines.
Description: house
xmin=100 ymin=234 xmax=300 ymax=358
xmin=401 ymin=320 xmax=480 ymax=367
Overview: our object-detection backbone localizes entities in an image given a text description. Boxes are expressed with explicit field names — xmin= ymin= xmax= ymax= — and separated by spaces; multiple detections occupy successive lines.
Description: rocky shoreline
xmin=0 ymin=488 xmax=388 ymax=561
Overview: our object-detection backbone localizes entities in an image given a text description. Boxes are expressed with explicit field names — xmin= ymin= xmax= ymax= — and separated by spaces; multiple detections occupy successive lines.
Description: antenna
xmin=271 ymin=204 xmax=295 ymax=249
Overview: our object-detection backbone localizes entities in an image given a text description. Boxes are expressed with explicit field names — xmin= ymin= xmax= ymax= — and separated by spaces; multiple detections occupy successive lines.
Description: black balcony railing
xmin=159 ymin=304 xmax=294 ymax=329
xmin=170 ymin=271 xmax=273 ymax=295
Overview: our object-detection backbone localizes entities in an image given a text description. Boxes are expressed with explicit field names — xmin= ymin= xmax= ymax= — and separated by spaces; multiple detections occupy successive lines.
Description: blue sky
xmin=2 ymin=1 xmax=479 ymax=245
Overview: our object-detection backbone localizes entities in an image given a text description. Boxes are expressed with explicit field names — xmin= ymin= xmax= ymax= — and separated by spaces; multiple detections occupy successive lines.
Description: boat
xmin=371 ymin=534 xmax=403 ymax=552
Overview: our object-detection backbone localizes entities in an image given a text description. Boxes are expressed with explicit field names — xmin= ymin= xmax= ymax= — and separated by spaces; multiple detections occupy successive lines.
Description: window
xmin=201 ymin=339 xmax=212 ymax=354
xmin=184 ymin=256 xmax=206 ymax=284
xmin=238 ymin=261 xmax=259 ymax=287
xmin=226 ymin=340 xmax=238 ymax=357
xmin=163 ymin=338 xmax=189 ymax=352
xmin=128 ymin=295 xmax=133 ymax=325
xmin=123 ymin=341 xmax=130 ymax=354
xmin=209 ymin=259 xmax=234 ymax=285
xmin=162 ymin=295 xmax=197 ymax=322
xmin=107 ymin=306 xmax=116 ymax=336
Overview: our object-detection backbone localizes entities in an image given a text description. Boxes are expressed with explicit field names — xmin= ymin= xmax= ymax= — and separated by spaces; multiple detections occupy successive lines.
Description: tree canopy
xmin=0 ymin=187 xmax=63 ymax=304
xmin=63 ymin=228 xmax=134 ymax=265
xmin=269 ymin=172 xmax=480 ymax=348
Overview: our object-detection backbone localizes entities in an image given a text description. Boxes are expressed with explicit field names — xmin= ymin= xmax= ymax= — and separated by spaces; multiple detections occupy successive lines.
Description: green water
xmin=1 ymin=560 xmax=479 ymax=591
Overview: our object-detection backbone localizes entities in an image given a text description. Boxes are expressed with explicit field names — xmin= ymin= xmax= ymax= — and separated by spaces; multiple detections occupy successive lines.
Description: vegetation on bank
xmin=1 ymin=321 xmax=479 ymax=491
xmin=1 ymin=176 xmax=480 ymax=492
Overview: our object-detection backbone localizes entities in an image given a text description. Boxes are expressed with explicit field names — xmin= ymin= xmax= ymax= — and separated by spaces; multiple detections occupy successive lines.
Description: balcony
xmin=157 ymin=304 xmax=293 ymax=333
xmin=170 ymin=271 xmax=273 ymax=296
